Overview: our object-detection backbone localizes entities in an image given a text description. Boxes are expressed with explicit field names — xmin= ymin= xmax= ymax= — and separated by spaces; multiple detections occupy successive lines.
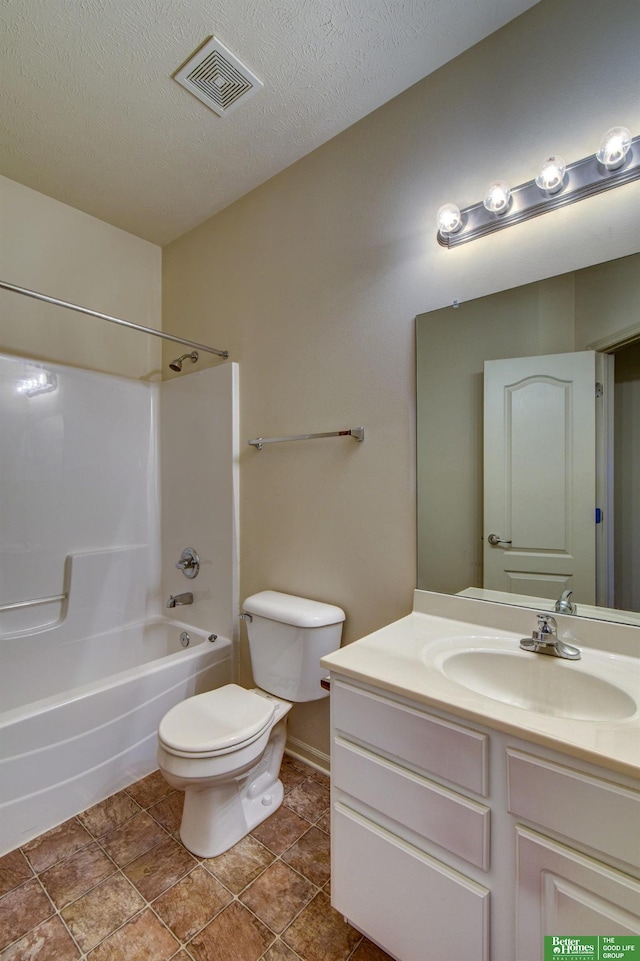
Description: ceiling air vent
xmin=174 ymin=37 xmax=263 ymax=117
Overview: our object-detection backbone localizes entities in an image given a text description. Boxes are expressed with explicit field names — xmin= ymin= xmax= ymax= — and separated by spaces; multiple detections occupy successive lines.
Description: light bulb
xmin=483 ymin=180 xmax=511 ymax=214
xmin=535 ymin=155 xmax=566 ymax=193
xmin=436 ymin=203 xmax=462 ymax=235
xmin=596 ymin=126 xmax=632 ymax=170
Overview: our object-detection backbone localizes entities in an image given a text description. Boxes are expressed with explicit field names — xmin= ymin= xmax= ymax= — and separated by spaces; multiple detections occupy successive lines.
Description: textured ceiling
xmin=0 ymin=0 xmax=539 ymax=245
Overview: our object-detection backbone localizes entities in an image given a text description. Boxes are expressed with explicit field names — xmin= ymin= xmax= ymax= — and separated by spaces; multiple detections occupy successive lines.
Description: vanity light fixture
xmin=437 ymin=127 xmax=639 ymax=247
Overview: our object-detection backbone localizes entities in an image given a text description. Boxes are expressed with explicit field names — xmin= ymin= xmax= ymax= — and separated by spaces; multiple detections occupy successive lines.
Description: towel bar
xmin=248 ymin=427 xmax=364 ymax=451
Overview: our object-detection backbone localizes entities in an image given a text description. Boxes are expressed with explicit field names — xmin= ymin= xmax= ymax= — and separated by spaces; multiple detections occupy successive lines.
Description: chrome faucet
xmin=554 ymin=589 xmax=577 ymax=614
xmin=166 ymin=592 xmax=193 ymax=608
xmin=520 ymin=613 xmax=581 ymax=660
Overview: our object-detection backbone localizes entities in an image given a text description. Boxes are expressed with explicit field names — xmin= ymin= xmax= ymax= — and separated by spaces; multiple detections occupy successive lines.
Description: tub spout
xmin=167 ymin=592 xmax=193 ymax=608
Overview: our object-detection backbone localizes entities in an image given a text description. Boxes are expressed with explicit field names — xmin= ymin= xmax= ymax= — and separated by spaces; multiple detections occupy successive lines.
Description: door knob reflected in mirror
xmin=487 ymin=533 xmax=512 ymax=546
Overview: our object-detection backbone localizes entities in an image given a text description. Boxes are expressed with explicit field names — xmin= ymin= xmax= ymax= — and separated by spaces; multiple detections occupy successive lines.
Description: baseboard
xmin=285 ymin=736 xmax=330 ymax=776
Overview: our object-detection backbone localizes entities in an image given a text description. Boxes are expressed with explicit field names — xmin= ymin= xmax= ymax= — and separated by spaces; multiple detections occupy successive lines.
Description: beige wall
xmin=163 ymin=0 xmax=640 ymax=759
xmin=575 ymin=255 xmax=640 ymax=350
xmin=0 ymin=176 xmax=161 ymax=378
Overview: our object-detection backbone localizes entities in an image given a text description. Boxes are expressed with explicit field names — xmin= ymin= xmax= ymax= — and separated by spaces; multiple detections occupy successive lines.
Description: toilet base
xmin=178 ymin=715 xmax=289 ymax=858
xmin=242 ymin=776 xmax=284 ymax=834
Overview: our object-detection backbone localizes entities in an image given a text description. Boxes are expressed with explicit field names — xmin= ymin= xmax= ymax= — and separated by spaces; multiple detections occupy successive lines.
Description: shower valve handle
xmin=176 ymin=547 xmax=200 ymax=579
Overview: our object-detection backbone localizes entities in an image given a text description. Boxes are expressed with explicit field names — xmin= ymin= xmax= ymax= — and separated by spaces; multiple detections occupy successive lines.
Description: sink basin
xmin=439 ymin=648 xmax=637 ymax=720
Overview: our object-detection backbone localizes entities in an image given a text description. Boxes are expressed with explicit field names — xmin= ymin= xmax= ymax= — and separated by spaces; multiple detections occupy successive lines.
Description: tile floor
xmin=0 ymin=756 xmax=393 ymax=961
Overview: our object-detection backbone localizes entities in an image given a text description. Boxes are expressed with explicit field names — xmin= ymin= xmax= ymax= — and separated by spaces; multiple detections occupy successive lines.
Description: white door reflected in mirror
xmin=483 ymin=350 xmax=603 ymax=606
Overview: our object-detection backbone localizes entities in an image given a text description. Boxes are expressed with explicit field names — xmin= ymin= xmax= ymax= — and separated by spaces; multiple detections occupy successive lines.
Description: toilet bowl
xmin=157 ymin=591 xmax=345 ymax=858
xmin=158 ymin=684 xmax=292 ymax=857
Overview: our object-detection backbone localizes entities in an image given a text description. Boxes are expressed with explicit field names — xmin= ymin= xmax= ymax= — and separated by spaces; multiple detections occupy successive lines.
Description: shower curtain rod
xmin=0 ymin=280 xmax=229 ymax=359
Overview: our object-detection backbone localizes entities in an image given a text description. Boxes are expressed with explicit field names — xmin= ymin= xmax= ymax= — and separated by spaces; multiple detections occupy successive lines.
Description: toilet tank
xmin=242 ymin=591 xmax=345 ymax=702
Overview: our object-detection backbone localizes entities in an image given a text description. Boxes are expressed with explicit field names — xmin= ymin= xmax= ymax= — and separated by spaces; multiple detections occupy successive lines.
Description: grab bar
xmin=248 ymin=427 xmax=365 ymax=451
xmin=0 ymin=592 xmax=67 ymax=613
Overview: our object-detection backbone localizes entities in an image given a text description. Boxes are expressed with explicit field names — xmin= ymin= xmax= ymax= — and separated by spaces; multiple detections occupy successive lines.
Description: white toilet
xmin=157 ymin=590 xmax=345 ymax=857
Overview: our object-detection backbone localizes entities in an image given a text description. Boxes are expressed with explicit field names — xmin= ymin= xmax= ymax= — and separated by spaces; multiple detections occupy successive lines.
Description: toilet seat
xmin=158 ymin=684 xmax=276 ymax=759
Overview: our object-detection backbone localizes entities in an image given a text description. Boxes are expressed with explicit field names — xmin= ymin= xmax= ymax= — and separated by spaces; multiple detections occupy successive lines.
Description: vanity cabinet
xmin=330 ymin=678 xmax=491 ymax=961
xmin=328 ymin=675 xmax=640 ymax=961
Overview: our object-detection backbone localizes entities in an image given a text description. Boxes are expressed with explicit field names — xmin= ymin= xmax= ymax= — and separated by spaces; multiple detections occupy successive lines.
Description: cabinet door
xmin=333 ymin=803 xmax=490 ymax=961
xmin=516 ymin=827 xmax=640 ymax=961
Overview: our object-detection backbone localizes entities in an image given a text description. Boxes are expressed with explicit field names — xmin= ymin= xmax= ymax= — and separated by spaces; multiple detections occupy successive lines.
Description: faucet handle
xmin=176 ymin=547 xmax=200 ymax=579
xmin=534 ymin=613 xmax=557 ymax=638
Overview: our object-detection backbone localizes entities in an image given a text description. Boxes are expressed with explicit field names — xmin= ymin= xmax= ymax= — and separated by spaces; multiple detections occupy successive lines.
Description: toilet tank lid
xmin=243 ymin=591 xmax=345 ymax=627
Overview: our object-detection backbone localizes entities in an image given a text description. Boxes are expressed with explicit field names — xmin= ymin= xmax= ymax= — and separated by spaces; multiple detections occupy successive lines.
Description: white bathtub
xmin=0 ymin=617 xmax=233 ymax=855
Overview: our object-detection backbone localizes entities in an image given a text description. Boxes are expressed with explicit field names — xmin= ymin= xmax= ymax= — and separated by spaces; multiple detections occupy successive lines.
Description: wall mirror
xmin=416 ymin=251 xmax=640 ymax=625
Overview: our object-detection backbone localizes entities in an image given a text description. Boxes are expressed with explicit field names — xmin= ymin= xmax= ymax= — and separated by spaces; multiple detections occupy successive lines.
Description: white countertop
xmin=321 ymin=597 xmax=640 ymax=779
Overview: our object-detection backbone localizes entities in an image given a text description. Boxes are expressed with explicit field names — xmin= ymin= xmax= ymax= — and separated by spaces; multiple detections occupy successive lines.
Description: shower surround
xmin=0 ymin=355 xmax=239 ymax=855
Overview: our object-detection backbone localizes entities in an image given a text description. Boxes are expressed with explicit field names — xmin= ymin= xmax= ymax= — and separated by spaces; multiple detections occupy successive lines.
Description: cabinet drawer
xmin=334 ymin=737 xmax=490 ymax=869
xmin=333 ymin=679 xmax=488 ymax=795
xmin=507 ymin=750 xmax=640 ymax=868
xmin=333 ymin=803 xmax=489 ymax=961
